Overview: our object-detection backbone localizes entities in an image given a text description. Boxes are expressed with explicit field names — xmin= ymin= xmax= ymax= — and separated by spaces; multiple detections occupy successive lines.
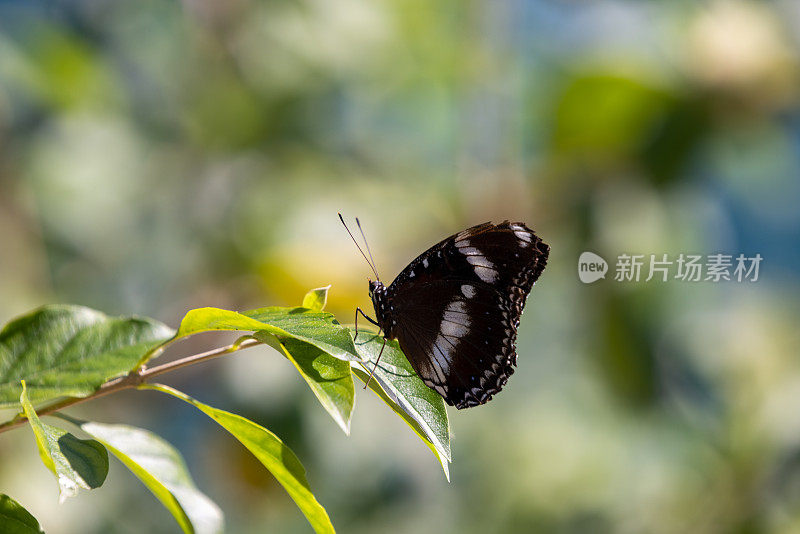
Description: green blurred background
xmin=1 ymin=0 xmax=800 ymax=532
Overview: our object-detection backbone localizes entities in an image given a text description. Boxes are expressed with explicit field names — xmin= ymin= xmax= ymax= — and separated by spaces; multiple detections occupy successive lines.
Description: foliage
xmin=20 ymin=382 xmax=108 ymax=501
xmin=350 ymin=330 xmax=451 ymax=479
xmin=62 ymin=415 xmax=223 ymax=534
xmin=0 ymin=287 xmax=449 ymax=534
xmin=0 ymin=494 xmax=43 ymax=534
xmin=0 ymin=307 xmax=174 ymax=406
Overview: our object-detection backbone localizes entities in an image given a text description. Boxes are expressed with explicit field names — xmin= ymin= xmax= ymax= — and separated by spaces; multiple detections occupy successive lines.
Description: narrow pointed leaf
xmin=60 ymin=416 xmax=223 ymax=534
xmin=20 ymin=382 xmax=108 ymax=501
xmin=141 ymin=383 xmax=334 ymax=534
xmin=302 ymin=286 xmax=330 ymax=312
xmin=256 ymin=334 xmax=354 ymax=434
xmin=0 ymin=305 xmax=174 ymax=406
xmin=350 ymin=330 xmax=451 ymax=476
xmin=352 ymin=367 xmax=449 ymax=481
xmin=0 ymin=494 xmax=44 ymax=534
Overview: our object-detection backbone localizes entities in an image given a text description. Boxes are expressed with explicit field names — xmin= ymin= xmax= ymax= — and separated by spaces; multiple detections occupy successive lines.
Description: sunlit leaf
xmin=19 ymin=382 xmax=108 ymax=501
xmin=350 ymin=330 xmax=451 ymax=478
xmin=141 ymin=383 xmax=335 ymax=534
xmin=60 ymin=416 xmax=223 ymax=534
xmin=0 ymin=494 xmax=44 ymax=534
xmin=257 ymin=334 xmax=354 ymax=434
xmin=172 ymin=305 xmax=358 ymax=362
xmin=302 ymin=286 xmax=331 ymax=312
xmin=0 ymin=305 xmax=174 ymax=407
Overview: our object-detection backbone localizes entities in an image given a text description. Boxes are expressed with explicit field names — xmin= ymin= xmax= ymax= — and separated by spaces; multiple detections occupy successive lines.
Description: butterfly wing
xmin=386 ymin=221 xmax=549 ymax=409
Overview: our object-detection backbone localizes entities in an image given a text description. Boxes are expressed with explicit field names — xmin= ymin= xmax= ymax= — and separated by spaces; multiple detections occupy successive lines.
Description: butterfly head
xmin=368 ymin=279 xmax=384 ymax=302
xmin=368 ymin=279 xmax=393 ymax=336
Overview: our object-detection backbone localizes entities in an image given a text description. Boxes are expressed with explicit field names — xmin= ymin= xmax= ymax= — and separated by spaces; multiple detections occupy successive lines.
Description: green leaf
xmin=350 ymin=330 xmax=451 ymax=479
xmin=0 ymin=494 xmax=44 ymax=534
xmin=20 ymin=382 xmax=109 ymax=501
xmin=0 ymin=305 xmax=174 ymax=407
xmin=256 ymin=334 xmax=354 ymax=434
xmin=173 ymin=305 xmax=358 ymax=362
xmin=244 ymin=306 xmax=357 ymax=362
xmin=142 ymin=383 xmax=335 ymax=534
xmin=302 ymin=286 xmax=330 ymax=312
xmin=59 ymin=415 xmax=223 ymax=534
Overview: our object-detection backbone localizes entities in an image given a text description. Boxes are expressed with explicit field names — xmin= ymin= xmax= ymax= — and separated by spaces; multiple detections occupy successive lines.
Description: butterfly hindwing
xmin=392 ymin=280 xmax=519 ymax=408
xmin=382 ymin=221 xmax=549 ymax=409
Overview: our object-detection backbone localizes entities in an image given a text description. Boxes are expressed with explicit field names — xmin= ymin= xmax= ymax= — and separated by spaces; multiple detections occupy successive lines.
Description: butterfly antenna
xmin=355 ymin=217 xmax=379 ymax=281
xmin=339 ymin=213 xmax=379 ymax=280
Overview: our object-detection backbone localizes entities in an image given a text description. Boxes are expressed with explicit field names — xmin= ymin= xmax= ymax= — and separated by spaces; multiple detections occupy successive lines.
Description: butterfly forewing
xmin=382 ymin=221 xmax=549 ymax=409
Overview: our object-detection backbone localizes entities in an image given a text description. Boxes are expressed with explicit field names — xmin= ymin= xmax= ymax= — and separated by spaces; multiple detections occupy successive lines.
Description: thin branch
xmin=0 ymin=337 xmax=263 ymax=435
xmin=141 ymin=336 xmax=261 ymax=380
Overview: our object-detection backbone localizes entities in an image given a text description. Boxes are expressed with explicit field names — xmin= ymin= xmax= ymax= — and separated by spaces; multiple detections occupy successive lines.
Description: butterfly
xmin=339 ymin=215 xmax=549 ymax=409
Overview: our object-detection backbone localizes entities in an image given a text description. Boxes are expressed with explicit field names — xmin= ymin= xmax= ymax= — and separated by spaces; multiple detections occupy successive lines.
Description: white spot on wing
xmin=441 ymin=300 xmax=469 ymax=336
xmin=457 ymin=246 xmax=481 ymax=256
xmin=429 ymin=300 xmax=472 ymax=377
xmin=422 ymin=258 xmax=429 ymax=268
xmin=441 ymin=319 xmax=468 ymax=338
xmin=474 ymin=265 xmax=498 ymax=282
xmin=446 ymin=300 xmax=468 ymax=315
xmin=466 ymin=255 xmax=493 ymax=269
xmin=435 ymin=350 xmax=451 ymax=375
xmin=430 ymin=342 xmax=451 ymax=378
xmin=461 ymin=285 xmax=476 ymax=298
xmin=514 ymin=230 xmax=532 ymax=243
xmin=466 ymin=255 xmax=498 ymax=282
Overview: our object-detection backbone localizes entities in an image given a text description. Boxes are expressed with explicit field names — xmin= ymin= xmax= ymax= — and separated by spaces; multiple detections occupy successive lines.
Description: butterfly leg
xmin=363 ymin=337 xmax=386 ymax=390
xmin=354 ymin=307 xmax=379 ymax=339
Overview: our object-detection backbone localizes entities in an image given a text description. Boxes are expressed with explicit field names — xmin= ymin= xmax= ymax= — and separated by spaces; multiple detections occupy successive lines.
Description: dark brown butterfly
xmin=340 ymin=215 xmax=549 ymax=409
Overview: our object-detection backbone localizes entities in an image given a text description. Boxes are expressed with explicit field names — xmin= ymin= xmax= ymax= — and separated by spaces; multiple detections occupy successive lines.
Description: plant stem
xmin=0 ymin=337 xmax=263 ymax=435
